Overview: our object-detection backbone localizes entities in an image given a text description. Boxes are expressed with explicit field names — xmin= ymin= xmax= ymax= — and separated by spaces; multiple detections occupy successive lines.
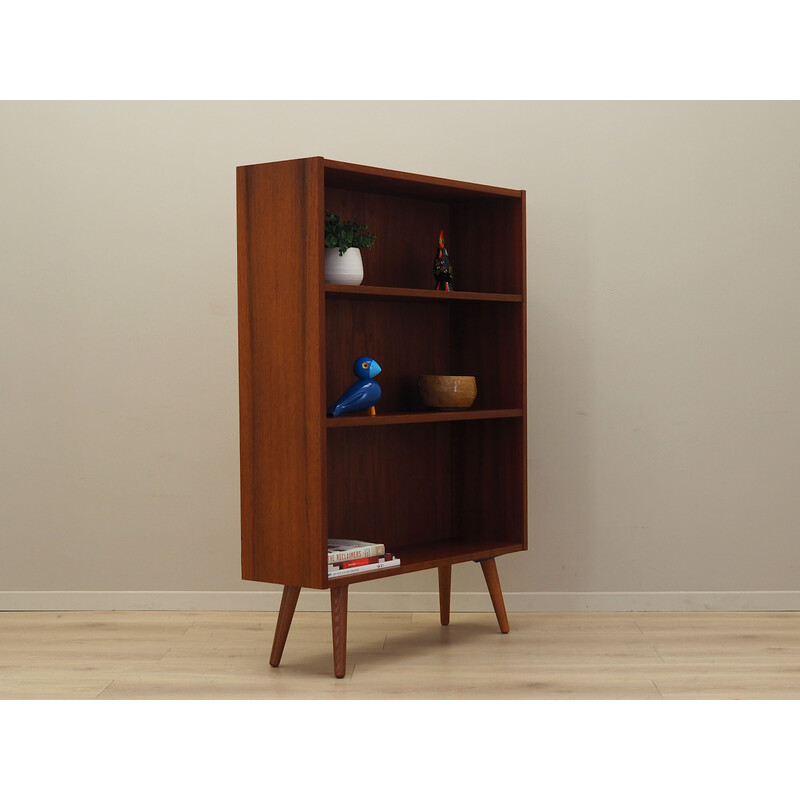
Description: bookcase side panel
xmin=519 ymin=190 xmax=528 ymax=551
xmin=237 ymin=159 xmax=327 ymax=588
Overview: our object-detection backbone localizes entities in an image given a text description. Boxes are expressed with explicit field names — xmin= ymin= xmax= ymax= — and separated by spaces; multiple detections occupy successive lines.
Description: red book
xmin=328 ymin=556 xmax=401 ymax=578
xmin=334 ymin=555 xmax=385 ymax=570
xmin=329 ymin=554 xmax=395 ymax=571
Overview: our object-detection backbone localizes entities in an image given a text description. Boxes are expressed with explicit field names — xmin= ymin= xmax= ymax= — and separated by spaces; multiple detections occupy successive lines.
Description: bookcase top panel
xmin=322 ymin=158 xmax=525 ymax=202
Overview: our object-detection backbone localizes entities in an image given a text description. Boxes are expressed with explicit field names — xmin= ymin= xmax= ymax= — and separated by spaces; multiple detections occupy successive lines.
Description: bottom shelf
xmin=326 ymin=538 xmax=524 ymax=586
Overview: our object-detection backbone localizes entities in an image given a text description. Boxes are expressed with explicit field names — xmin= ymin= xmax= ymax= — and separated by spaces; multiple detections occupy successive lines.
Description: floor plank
xmin=1 ymin=610 xmax=799 ymax=699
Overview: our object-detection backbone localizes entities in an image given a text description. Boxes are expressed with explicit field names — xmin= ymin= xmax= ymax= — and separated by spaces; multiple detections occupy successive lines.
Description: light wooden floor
xmin=1 ymin=610 xmax=799 ymax=699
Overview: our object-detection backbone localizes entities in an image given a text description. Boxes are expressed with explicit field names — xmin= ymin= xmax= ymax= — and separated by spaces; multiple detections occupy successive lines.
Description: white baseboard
xmin=2 ymin=591 xmax=800 ymax=612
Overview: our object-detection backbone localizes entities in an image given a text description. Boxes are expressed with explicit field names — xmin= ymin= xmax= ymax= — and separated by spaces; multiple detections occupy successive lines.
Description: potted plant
xmin=324 ymin=210 xmax=377 ymax=285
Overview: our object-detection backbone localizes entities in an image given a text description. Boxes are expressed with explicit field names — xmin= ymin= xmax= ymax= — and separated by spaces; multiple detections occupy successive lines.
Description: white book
xmin=327 ymin=539 xmax=385 ymax=563
xmin=328 ymin=558 xmax=401 ymax=578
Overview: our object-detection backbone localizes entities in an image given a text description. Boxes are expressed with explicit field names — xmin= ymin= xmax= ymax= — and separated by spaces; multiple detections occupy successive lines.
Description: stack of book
xmin=328 ymin=539 xmax=401 ymax=578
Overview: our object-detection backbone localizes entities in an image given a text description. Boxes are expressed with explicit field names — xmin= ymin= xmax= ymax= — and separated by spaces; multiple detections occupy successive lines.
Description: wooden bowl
xmin=418 ymin=375 xmax=477 ymax=410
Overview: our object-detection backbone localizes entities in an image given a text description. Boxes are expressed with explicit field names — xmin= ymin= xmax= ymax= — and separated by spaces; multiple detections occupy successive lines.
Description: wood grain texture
xmin=518 ymin=191 xmax=528 ymax=552
xmin=325 ymin=184 xmax=524 ymax=295
xmin=438 ymin=565 xmax=451 ymax=626
xmin=7 ymin=611 xmax=800 ymax=700
xmin=323 ymin=158 xmax=522 ymax=200
xmin=451 ymin=417 xmax=526 ymax=548
xmin=325 ymin=186 xmax=450 ymax=291
xmin=450 ymin=197 xmax=525 ymax=294
xmin=418 ymin=375 xmax=477 ymax=409
xmin=237 ymin=158 xmax=327 ymax=588
xmin=325 ymin=295 xmax=452 ymax=414
xmin=451 ymin=302 xmax=525 ymax=410
xmin=238 ymin=157 xmax=527 ymax=616
xmin=479 ymin=558 xmax=511 ymax=634
xmin=325 ymin=284 xmax=522 ymax=303
xmin=326 ymin=540 xmax=523 ymax=586
xmin=269 ymin=586 xmax=301 ymax=667
xmin=326 ymin=424 xmax=452 ymax=552
xmin=330 ymin=585 xmax=348 ymax=678
xmin=326 ymin=409 xmax=522 ymax=428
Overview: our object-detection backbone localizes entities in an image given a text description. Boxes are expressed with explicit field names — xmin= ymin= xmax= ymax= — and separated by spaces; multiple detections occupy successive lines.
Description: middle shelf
xmin=325 ymin=284 xmax=523 ymax=303
xmin=326 ymin=408 xmax=522 ymax=427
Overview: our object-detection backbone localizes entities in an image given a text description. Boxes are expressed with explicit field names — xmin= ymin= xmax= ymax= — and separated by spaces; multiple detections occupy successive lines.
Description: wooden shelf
xmin=326 ymin=408 xmax=523 ymax=427
xmin=327 ymin=539 xmax=525 ymax=586
xmin=325 ymin=284 xmax=522 ymax=303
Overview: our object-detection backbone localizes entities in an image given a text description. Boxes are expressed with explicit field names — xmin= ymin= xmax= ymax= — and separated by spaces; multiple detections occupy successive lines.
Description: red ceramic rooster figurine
xmin=433 ymin=230 xmax=454 ymax=291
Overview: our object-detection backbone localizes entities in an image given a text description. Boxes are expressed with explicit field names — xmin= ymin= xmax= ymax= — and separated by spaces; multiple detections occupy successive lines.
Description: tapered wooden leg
xmin=270 ymin=585 xmax=301 ymax=667
xmin=479 ymin=558 xmax=510 ymax=634
xmin=330 ymin=584 xmax=349 ymax=678
xmin=438 ymin=565 xmax=451 ymax=626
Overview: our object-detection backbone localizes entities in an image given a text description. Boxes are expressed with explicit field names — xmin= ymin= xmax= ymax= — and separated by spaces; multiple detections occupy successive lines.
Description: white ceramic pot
xmin=325 ymin=247 xmax=364 ymax=285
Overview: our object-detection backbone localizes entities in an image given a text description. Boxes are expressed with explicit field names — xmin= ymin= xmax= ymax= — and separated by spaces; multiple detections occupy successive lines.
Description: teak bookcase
xmin=236 ymin=157 xmax=527 ymax=678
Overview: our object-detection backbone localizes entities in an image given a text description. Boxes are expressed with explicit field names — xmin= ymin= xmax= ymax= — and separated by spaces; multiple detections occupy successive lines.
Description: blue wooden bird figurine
xmin=328 ymin=357 xmax=382 ymax=417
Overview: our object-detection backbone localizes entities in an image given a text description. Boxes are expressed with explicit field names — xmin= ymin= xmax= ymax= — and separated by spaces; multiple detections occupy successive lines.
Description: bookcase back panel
xmin=451 ymin=417 xmax=527 ymax=547
xmin=325 ymin=187 xmax=450 ymax=291
xmin=450 ymin=198 xmax=525 ymax=295
xmin=325 ymin=185 xmax=524 ymax=295
xmin=327 ymin=419 xmax=526 ymax=556
xmin=326 ymin=298 xmax=524 ymax=415
xmin=327 ymin=424 xmax=452 ymax=550
xmin=325 ymin=297 xmax=453 ymax=414
xmin=451 ymin=302 xmax=525 ymax=410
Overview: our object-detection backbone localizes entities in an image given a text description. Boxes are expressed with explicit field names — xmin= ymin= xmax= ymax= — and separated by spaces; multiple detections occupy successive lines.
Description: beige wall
xmin=2 ymin=101 xmax=799 ymax=611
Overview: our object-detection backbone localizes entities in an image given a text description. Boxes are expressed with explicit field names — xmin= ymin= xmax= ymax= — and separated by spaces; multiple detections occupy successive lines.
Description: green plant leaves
xmin=325 ymin=209 xmax=377 ymax=256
